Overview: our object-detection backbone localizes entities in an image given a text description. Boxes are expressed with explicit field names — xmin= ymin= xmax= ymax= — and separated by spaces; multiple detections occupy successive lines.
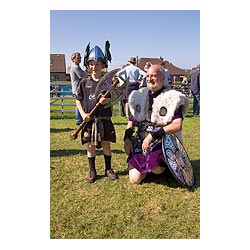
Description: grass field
xmin=50 ymin=102 xmax=200 ymax=239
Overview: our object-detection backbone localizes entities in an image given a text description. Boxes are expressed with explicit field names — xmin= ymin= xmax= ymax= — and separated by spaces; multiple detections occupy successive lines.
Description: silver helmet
xmin=84 ymin=41 xmax=112 ymax=68
xmin=88 ymin=46 xmax=106 ymax=64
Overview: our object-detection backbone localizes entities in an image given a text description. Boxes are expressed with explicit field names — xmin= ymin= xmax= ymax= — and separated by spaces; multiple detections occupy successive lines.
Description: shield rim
xmin=162 ymin=134 xmax=195 ymax=189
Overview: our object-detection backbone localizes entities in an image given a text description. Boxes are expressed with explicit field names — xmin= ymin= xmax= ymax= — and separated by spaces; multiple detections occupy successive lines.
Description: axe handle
xmin=70 ymin=79 xmax=119 ymax=140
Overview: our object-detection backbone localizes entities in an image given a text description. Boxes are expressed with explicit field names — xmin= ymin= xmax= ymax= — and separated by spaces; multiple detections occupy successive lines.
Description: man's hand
xmin=142 ymin=134 xmax=153 ymax=153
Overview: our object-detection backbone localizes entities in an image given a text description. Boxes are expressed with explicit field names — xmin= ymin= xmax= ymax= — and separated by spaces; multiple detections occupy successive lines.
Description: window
xmin=50 ymin=75 xmax=59 ymax=81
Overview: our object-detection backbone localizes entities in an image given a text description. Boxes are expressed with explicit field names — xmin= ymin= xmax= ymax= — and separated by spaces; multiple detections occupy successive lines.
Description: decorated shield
xmin=162 ymin=134 xmax=195 ymax=189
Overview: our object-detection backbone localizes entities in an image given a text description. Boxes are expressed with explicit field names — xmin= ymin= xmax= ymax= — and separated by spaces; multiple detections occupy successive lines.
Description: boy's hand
xmin=99 ymin=96 xmax=110 ymax=105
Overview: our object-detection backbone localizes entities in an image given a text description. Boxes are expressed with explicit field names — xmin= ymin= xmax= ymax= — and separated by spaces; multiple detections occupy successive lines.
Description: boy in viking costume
xmin=75 ymin=41 xmax=118 ymax=183
xmin=124 ymin=65 xmax=189 ymax=184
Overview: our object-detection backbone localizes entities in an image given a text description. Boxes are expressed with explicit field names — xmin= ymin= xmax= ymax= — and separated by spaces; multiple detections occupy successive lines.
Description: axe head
xmin=94 ymin=68 xmax=120 ymax=98
xmin=105 ymin=77 xmax=129 ymax=108
xmin=94 ymin=68 xmax=129 ymax=108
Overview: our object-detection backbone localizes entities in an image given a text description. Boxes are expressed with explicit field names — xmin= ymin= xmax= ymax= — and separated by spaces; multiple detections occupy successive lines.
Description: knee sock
xmin=104 ymin=154 xmax=112 ymax=171
xmin=88 ymin=157 xmax=96 ymax=173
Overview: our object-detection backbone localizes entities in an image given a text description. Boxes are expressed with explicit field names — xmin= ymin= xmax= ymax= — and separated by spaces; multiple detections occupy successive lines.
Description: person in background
xmin=160 ymin=61 xmax=171 ymax=89
xmin=123 ymin=65 xmax=189 ymax=184
xmin=141 ymin=62 xmax=152 ymax=88
xmin=75 ymin=42 xmax=118 ymax=183
xmin=70 ymin=52 xmax=87 ymax=125
xmin=182 ymin=76 xmax=188 ymax=85
xmin=117 ymin=57 xmax=146 ymax=117
xmin=117 ymin=64 xmax=128 ymax=116
xmin=190 ymin=64 xmax=200 ymax=117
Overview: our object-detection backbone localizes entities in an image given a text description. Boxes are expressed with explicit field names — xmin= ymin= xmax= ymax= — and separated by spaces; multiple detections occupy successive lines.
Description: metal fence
xmin=50 ymin=82 xmax=75 ymax=118
xmin=170 ymin=83 xmax=192 ymax=98
xmin=50 ymin=81 xmax=192 ymax=119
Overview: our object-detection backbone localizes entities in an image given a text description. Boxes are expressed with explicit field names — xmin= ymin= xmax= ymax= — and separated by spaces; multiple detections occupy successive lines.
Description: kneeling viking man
xmin=123 ymin=64 xmax=189 ymax=184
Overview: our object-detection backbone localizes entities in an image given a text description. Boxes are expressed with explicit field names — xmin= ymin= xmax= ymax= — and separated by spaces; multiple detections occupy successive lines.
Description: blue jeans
xmin=76 ymin=106 xmax=83 ymax=125
xmin=192 ymin=91 xmax=200 ymax=116
xmin=74 ymin=95 xmax=84 ymax=125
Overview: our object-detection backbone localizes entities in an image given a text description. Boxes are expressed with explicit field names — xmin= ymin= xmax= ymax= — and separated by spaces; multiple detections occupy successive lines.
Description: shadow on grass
xmin=112 ymin=122 xmax=128 ymax=126
xmin=50 ymin=128 xmax=73 ymax=133
xmin=192 ymin=159 xmax=200 ymax=187
xmin=50 ymin=149 xmax=84 ymax=157
xmin=50 ymin=115 xmax=75 ymax=120
xmin=185 ymin=114 xmax=195 ymax=118
xmin=50 ymin=125 xmax=127 ymax=134
xmin=88 ymin=169 xmax=128 ymax=181
xmin=143 ymin=159 xmax=200 ymax=190
xmin=185 ymin=113 xmax=200 ymax=118
xmin=50 ymin=149 xmax=124 ymax=157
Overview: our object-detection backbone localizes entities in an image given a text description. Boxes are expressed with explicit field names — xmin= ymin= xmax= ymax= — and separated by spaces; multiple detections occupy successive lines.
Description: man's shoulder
xmin=192 ymin=69 xmax=199 ymax=75
xmin=70 ymin=64 xmax=79 ymax=73
xmin=70 ymin=65 xmax=75 ymax=73
xmin=70 ymin=64 xmax=78 ymax=70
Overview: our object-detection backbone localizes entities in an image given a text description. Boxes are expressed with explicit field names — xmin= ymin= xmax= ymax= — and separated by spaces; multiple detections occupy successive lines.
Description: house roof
xmin=50 ymin=54 xmax=66 ymax=73
xmin=137 ymin=57 xmax=187 ymax=76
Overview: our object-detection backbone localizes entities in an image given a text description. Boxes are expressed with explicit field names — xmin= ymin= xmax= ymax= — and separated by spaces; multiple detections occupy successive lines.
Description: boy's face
xmin=88 ymin=60 xmax=105 ymax=75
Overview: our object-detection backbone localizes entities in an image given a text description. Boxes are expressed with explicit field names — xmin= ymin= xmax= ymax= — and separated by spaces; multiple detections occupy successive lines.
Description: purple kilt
xmin=127 ymin=142 xmax=167 ymax=173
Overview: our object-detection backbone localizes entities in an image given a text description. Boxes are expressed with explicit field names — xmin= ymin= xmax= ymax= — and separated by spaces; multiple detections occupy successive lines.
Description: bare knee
xmin=101 ymin=141 xmax=111 ymax=155
xmin=152 ymin=166 xmax=165 ymax=175
xmin=129 ymin=168 xmax=146 ymax=184
xmin=87 ymin=143 xmax=96 ymax=157
xmin=129 ymin=175 xmax=142 ymax=184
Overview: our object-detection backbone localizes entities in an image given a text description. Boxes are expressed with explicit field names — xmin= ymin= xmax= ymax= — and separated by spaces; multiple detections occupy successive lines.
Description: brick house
xmin=50 ymin=54 xmax=67 ymax=81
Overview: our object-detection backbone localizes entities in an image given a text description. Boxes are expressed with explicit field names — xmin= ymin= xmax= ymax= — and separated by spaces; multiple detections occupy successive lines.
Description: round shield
xmin=162 ymin=134 xmax=195 ymax=189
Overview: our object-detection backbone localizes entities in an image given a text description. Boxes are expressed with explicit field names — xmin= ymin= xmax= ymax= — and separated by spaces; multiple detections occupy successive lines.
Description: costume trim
xmin=128 ymin=87 xmax=149 ymax=122
xmin=149 ymin=127 xmax=165 ymax=140
xmin=151 ymin=90 xmax=189 ymax=126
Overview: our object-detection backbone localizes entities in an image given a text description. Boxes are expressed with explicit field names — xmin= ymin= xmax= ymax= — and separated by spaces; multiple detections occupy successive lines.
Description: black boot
xmin=104 ymin=155 xmax=118 ymax=180
xmin=86 ymin=157 xmax=96 ymax=183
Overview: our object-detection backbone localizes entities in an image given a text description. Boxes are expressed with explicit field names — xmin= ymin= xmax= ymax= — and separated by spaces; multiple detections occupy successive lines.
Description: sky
xmin=50 ymin=10 xmax=200 ymax=70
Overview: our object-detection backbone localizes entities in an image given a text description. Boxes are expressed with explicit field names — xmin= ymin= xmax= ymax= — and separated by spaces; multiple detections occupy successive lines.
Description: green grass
xmin=50 ymin=101 xmax=200 ymax=239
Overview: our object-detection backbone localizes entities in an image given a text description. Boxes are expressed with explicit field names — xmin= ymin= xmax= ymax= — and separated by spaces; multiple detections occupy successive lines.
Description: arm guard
xmin=123 ymin=128 xmax=134 ymax=141
xmin=150 ymin=127 xmax=165 ymax=140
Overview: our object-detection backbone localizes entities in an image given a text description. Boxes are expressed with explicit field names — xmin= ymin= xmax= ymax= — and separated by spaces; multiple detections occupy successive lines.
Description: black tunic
xmin=76 ymin=77 xmax=116 ymax=146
